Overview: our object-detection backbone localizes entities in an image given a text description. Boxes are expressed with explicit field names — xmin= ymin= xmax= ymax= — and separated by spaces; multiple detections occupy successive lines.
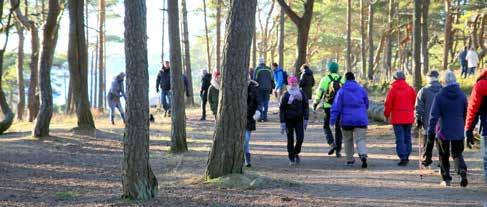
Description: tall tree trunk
xmin=161 ymin=0 xmax=166 ymax=62
xmin=121 ymin=0 xmax=158 ymax=200
xmin=252 ymin=29 xmax=256 ymax=68
xmin=97 ymin=0 xmax=105 ymax=112
xmin=367 ymin=2 xmax=374 ymax=80
xmin=181 ymin=0 xmax=194 ymax=105
xmin=413 ymin=0 xmax=422 ymax=90
xmin=443 ymin=0 xmax=452 ymax=71
xmin=33 ymin=0 xmax=61 ymax=138
xmin=346 ymin=0 xmax=352 ymax=72
xmin=421 ymin=0 xmax=430 ymax=75
xmin=215 ymin=0 xmax=222 ymax=71
xmin=278 ymin=6 xmax=285 ymax=68
xmin=384 ymin=0 xmax=395 ymax=78
xmin=94 ymin=38 xmax=98 ymax=108
xmin=360 ymin=0 xmax=367 ymax=79
xmin=203 ymin=0 xmax=211 ymax=70
xmin=276 ymin=0 xmax=315 ymax=76
xmin=68 ymin=0 xmax=95 ymax=130
xmin=168 ymin=0 xmax=188 ymax=153
xmin=16 ymin=23 xmax=25 ymax=120
xmin=206 ymin=0 xmax=257 ymax=180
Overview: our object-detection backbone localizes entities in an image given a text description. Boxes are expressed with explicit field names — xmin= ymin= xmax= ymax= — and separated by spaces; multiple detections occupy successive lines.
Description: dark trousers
xmin=461 ymin=64 xmax=468 ymax=78
xmin=324 ymin=108 xmax=342 ymax=152
xmin=259 ymin=89 xmax=271 ymax=120
xmin=423 ymin=135 xmax=435 ymax=161
xmin=286 ymin=119 xmax=304 ymax=161
xmin=393 ymin=124 xmax=412 ymax=160
xmin=200 ymin=93 xmax=208 ymax=119
xmin=436 ymin=139 xmax=467 ymax=181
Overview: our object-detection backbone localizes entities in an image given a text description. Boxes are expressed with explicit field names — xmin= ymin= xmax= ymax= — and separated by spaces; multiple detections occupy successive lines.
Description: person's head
xmin=249 ymin=67 xmax=254 ymax=72
xmin=327 ymin=62 xmax=339 ymax=73
xmin=272 ymin=63 xmax=278 ymax=70
xmin=287 ymin=76 xmax=299 ymax=87
xmin=259 ymin=57 xmax=265 ymax=65
xmin=427 ymin=70 xmax=440 ymax=82
xmin=117 ymin=72 xmax=125 ymax=81
xmin=393 ymin=70 xmax=406 ymax=80
xmin=164 ymin=61 xmax=170 ymax=68
xmin=469 ymin=47 xmax=475 ymax=51
xmin=464 ymin=46 xmax=468 ymax=51
xmin=443 ymin=70 xmax=457 ymax=85
xmin=345 ymin=72 xmax=355 ymax=81
xmin=300 ymin=64 xmax=310 ymax=72
xmin=202 ymin=69 xmax=208 ymax=75
xmin=212 ymin=70 xmax=221 ymax=82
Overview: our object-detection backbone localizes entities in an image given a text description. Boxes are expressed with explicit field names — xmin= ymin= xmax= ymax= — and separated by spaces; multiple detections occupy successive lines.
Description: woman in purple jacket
xmin=330 ymin=72 xmax=370 ymax=168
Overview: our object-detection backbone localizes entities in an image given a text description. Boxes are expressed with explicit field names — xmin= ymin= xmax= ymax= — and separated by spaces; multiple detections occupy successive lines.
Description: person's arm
xmin=330 ymin=89 xmax=343 ymax=126
xmin=384 ymin=88 xmax=394 ymax=119
xmin=465 ymin=83 xmax=484 ymax=130
xmin=428 ymin=97 xmax=440 ymax=136
xmin=303 ymin=91 xmax=309 ymax=120
xmin=415 ymin=88 xmax=425 ymax=123
xmin=279 ymin=93 xmax=288 ymax=123
xmin=120 ymin=81 xmax=126 ymax=99
xmin=275 ymin=71 xmax=283 ymax=90
xmin=314 ymin=76 xmax=329 ymax=104
xmin=156 ymin=73 xmax=161 ymax=92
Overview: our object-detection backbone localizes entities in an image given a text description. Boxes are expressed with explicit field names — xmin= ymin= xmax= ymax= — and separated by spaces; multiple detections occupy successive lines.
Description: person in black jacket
xmin=299 ymin=64 xmax=315 ymax=100
xmin=244 ymin=77 xmax=261 ymax=167
xmin=156 ymin=61 xmax=171 ymax=117
xmin=280 ymin=76 xmax=309 ymax=166
xmin=200 ymin=69 xmax=212 ymax=121
xmin=254 ymin=57 xmax=275 ymax=122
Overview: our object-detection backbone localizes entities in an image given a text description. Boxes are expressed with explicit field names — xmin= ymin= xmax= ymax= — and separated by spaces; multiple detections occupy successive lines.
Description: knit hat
xmin=287 ymin=76 xmax=298 ymax=85
xmin=345 ymin=72 xmax=355 ymax=80
xmin=393 ymin=71 xmax=406 ymax=80
xmin=427 ymin=70 xmax=440 ymax=78
xmin=443 ymin=70 xmax=457 ymax=85
xmin=328 ymin=62 xmax=339 ymax=73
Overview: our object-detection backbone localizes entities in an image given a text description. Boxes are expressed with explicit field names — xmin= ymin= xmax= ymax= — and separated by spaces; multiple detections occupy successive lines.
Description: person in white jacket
xmin=465 ymin=48 xmax=479 ymax=77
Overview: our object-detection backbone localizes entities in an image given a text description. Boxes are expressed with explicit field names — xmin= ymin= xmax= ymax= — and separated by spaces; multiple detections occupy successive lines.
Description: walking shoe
xmin=335 ymin=152 xmax=342 ymax=158
xmin=200 ymin=117 xmax=206 ymax=121
xmin=440 ymin=180 xmax=451 ymax=187
xmin=346 ymin=160 xmax=355 ymax=166
xmin=460 ymin=174 xmax=468 ymax=187
xmin=422 ymin=159 xmax=432 ymax=167
xmin=111 ymin=119 xmax=115 ymax=125
xmin=328 ymin=147 xmax=336 ymax=155
xmin=397 ymin=160 xmax=409 ymax=166
xmin=295 ymin=155 xmax=300 ymax=164
xmin=246 ymin=163 xmax=252 ymax=167
xmin=361 ymin=157 xmax=368 ymax=169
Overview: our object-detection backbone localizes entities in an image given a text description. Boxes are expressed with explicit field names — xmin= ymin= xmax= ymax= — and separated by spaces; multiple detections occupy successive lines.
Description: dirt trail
xmin=0 ymin=106 xmax=486 ymax=207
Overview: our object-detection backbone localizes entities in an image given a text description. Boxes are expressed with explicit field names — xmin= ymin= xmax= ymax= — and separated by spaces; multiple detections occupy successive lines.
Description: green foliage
xmin=54 ymin=191 xmax=78 ymax=201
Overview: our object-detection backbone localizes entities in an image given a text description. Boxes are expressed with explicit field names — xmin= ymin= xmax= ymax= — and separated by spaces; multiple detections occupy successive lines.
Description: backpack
xmin=324 ymin=75 xmax=342 ymax=104
xmin=282 ymin=70 xmax=289 ymax=85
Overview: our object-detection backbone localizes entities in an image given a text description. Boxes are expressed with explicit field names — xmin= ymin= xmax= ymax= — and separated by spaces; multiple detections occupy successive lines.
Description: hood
xmin=477 ymin=69 xmax=487 ymax=81
xmin=391 ymin=79 xmax=410 ymax=90
xmin=304 ymin=68 xmax=313 ymax=75
xmin=342 ymin=80 xmax=361 ymax=92
xmin=426 ymin=81 xmax=442 ymax=93
xmin=442 ymin=83 xmax=462 ymax=100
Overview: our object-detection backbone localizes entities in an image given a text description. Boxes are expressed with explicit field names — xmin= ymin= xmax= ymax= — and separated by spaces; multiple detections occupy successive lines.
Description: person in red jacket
xmin=465 ymin=68 xmax=487 ymax=184
xmin=384 ymin=71 xmax=417 ymax=166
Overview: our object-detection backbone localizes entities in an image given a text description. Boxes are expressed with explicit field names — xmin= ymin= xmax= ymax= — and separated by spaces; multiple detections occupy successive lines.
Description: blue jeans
xmin=393 ymin=124 xmax=412 ymax=160
xmin=244 ymin=130 xmax=251 ymax=154
xmin=461 ymin=64 xmax=468 ymax=78
xmin=259 ymin=89 xmax=271 ymax=120
xmin=483 ymin=136 xmax=487 ymax=184
xmin=160 ymin=90 xmax=172 ymax=112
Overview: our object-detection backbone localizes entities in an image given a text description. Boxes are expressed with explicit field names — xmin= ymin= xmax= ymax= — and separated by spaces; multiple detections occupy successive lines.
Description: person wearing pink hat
xmin=279 ymin=76 xmax=310 ymax=166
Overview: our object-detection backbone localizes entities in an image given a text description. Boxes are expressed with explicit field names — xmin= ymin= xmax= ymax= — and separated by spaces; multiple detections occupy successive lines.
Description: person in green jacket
xmin=313 ymin=62 xmax=345 ymax=157
xmin=208 ymin=70 xmax=221 ymax=119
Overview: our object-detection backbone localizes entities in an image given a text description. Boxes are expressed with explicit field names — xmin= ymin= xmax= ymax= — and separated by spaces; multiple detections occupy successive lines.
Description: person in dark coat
xmin=415 ymin=70 xmax=442 ymax=167
xmin=428 ymin=70 xmax=468 ymax=187
xmin=299 ymin=64 xmax=315 ymax=100
xmin=280 ymin=76 xmax=309 ymax=166
xmin=156 ymin=61 xmax=171 ymax=117
xmin=208 ymin=70 xmax=221 ymax=118
xmin=458 ymin=47 xmax=468 ymax=79
xmin=200 ymin=69 xmax=212 ymax=121
xmin=244 ymin=78 xmax=261 ymax=167
xmin=254 ymin=57 xmax=275 ymax=122
xmin=108 ymin=72 xmax=126 ymax=125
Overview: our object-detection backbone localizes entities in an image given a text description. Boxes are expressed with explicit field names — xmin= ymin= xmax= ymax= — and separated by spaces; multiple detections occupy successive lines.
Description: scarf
xmin=211 ymin=78 xmax=221 ymax=90
xmin=287 ymin=86 xmax=302 ymax=104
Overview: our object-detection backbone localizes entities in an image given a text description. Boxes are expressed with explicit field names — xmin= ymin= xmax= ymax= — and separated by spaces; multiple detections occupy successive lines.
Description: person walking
xmin=280 ymin=76 xmax=309 ymax=166
xmin=199 ymin=69 xmax=212 ymax=121
xmin=156 ymin=61 xmax=172 ymax=117
xmin=415 ymin=70 xmax=442 ymax=167
xmin=313 ymin=62 xmax=345 ymax=157
xmin=384 ymin=71 xmax=416 ymax=166
xmin=428 ymin=70 xmax=468 ymax=187
xmin=272 ymin=63 xmax=286 ymax=103
xmin=299 ymin=64 xmax=315 ymax=100
xmin=107 ymin=72 xmax=127 ymax=125
xmin=244 ymin=76 xmax=261 ymax=167
xmin=465 ymin=68 xmax=487 ymax=184
xmin=330 ymin=72 xmax=369 ymax=168
xmin=458 ymin=47 xmax=468 ymax=79
xmin=254 ymin=57 xmax=275 ymax=122
xmin=466 ymin=47 xmax=479 ymax=77
xmin=208 ymin=70 xmax=221 ymax=119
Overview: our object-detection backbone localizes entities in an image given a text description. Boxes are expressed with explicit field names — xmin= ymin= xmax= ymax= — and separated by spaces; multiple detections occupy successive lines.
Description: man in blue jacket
xmin=273 ymin=63 xmax=286 ymax=104
xmin=428 ymin=70 xmax=468 ymax=187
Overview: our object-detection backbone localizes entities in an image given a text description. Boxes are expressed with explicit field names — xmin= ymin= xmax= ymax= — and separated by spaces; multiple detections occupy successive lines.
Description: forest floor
xmin=1 ymin=103 xmax=487 ymax=207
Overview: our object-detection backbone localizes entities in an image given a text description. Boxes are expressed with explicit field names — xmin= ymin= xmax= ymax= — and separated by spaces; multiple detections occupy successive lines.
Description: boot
xmin=245 ymin=153 xmax=251 ymax=167
xmin=360 ymin=155 xmax=368 ymax=169
xmin=460 ymin=173 xmax=468 ymax=187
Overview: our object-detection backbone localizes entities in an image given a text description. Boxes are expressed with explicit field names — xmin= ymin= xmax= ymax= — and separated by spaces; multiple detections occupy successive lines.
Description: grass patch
xmin=54 ymin=191 xmax=78 ymax=201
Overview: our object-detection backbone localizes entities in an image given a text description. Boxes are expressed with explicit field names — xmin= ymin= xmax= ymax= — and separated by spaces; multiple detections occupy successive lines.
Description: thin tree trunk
xmin=384 ymin=0 xmax=395 ymax=78
xmin=278 ymin=6 xmax=285 ymax=68
xmin=97 ymin=0 xmax=105 ymax=112
xmin=203 ymin=0 xmax=211 ymax=71
xmin=16 ymin=23 xmax=25 ymax=120
xmin=206 ymin=0 xmax=257 ymax=180
xmin=252 ymin=29 xmax=256 ymax=68
xmin=181 ymin=0 xmax=194 ymax=105
xmin=421 ymin=0 xmax=430 ymax=75
xmin=360 ymin=0 xmax=367 ymax=79
xmin=33 ymin=0 xmax=61 ymax=137
xmin=413 ymin=0 xmax=422 ymax=90
xmin=367 ymin=2 xmax=374 ymax=80
xmin=161 ymin=0 xmax=166 ymax=62
xmin=90 ymin=48 xmax=94 ymax=106
xmin=68 ymin=0 xmax=95 ymax=130
xmin=168 ymin=0 xmax=188 ymax=153
xmin=121 ymin=0 xmax=158 ymax=200
xmin=94 ymin=38 xmax=98 ymax=108
xmin=216 ymin=0 xmax=222 ymax=71
xmin=346 ymin=0 xmax=352 ymax=72
xmin=442 ymin=0 xmax=452 ymax=71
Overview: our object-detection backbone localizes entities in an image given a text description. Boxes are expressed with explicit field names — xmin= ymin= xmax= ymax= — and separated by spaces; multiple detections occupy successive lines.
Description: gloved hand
xmin=416 ymin=119 xmax=423 ymax=128
xmin=303 ymin=120 xmax=308 ymax=130
xmin=313 ymin=103 xmax=319 ymax=111
xmin=280 ymin=123 xmax=287 ymax=135
xmin=466 ymin=130 xmax=474 ymax=149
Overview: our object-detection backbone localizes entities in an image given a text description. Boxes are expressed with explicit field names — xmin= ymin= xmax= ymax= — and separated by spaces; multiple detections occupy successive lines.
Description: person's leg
xmin=461 ymin=65 xmax=467 ymax=79
xmin=167 ymin=91 xmax=172 ymax=113
xmin=244 ymin=130 xmax=252 ymax=165
xmin=286 ymin=121 xmax=296 ymax=162
xmin=436 ymin=139 xmax=452 ymax=182
xmin=117 ymin=102 xmax=126 ymax=123
xmin=161 ymin=90 xmax=168 ymax=112
xmin=451 ymin=140 xmax=468 ymax=186
xmin=342 ymin=129 xmax=354 ymax=162
xmin=294 ymin=120 xmax=305 ymax=162
xmin=355 ymin=128 xmax=368 ymax=168
xmin=404 ymin=124 xmax=413 ymax=161
xmin=393 ymin=125 xmax=406 ymax=161
xmin=109 ymin=104 xmax=116 ymax=124
xmin=324 ymin=108 xmax=335 ymax=148
xmin=423 ymin=134 xmax=435 ymax=165
xmin=482 ymin=136 xmax=487 ymax=184
xmin=335 ymin=116 xmax=343 ymax=156
xmin=262 ymin=90 xmax=270 ymax=121
xmin=469 ymin=67 xmax=476 ymax=76
xmin=258 ymin=90 xmax=265 ymax=120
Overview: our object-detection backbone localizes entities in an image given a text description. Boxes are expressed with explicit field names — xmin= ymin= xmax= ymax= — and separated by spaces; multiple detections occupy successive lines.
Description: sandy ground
xmin=0 ymin=105 xmax=486 ymax=207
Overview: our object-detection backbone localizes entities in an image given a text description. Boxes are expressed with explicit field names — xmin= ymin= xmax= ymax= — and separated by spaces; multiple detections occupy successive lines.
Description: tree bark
xmin=121 ymin=0 xmax=158 ymax=200
xmin=252 ymin=28 xmax=256 ymax=67
xmin=97 ymin=0 xmax=105 ymax=112
xmin=346 ymin=0 xmax=352 ymax=72
xmin=181 ymin=0 xmax=194 ymax=105
xmin=16 ymin=23 xmax=25 ymax=120
xmin=203 ymin=0 xmax=212 ymax=70
xmin=215 ymin=0 xmax=222 ymax=71
xmin=168 ymin=0 xmax=188 ymax=153
xmin=276 ymin=0 xmax=314 ymax=76
xmin=68 ymin=0 xmax=95 ymax=130
xmin=367 ymin=2 xmax=374 ymax=80
xmin=278 ymin=6 xmax=285 ymax=68
xmin=360 ymin=0 xmax=367 ymax=79
xmin=421 ymin=0 xmax=430 ymax=75
xmin=442 ymin=0 xmax=452 ymax=71
xmin=413 ymin=0 xmax=422 ymax=90
xmin=33 ymin=0 xmax=61 ymax=138
xmin=206 ymin=0 xmax=257 ymax=180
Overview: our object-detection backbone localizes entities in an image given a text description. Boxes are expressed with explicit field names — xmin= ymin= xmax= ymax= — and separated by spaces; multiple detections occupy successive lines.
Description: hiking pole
xmin=418 ymin=126 xmax=424 ymax=180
